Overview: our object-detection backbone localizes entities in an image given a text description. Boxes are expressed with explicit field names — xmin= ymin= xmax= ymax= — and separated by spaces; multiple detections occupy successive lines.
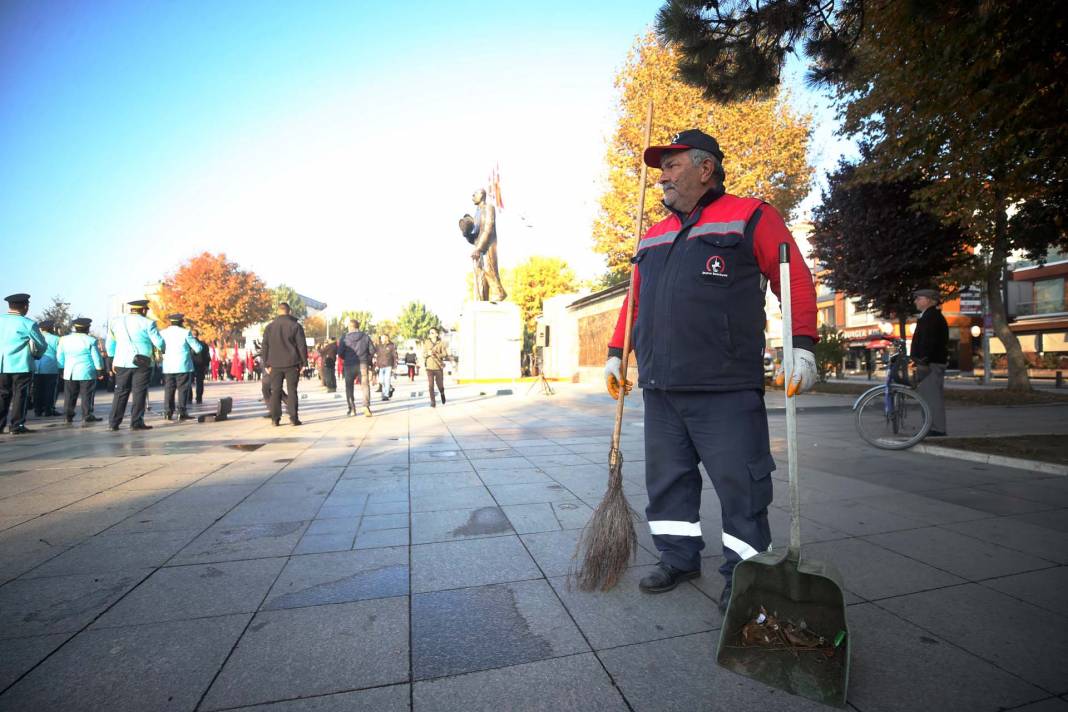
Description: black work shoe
xmin=108 ymin=424 xmax=120 ymax=431
xmin=164 ymin=413 xmax=173 ymax=421
xmin=10 ymin=425 xmax=33 ymax=435
xmin=718 ymin=583 xmax=732 ymax=614
xmin=131 ymin=423 xmax=153 ymax=431
xmin=440 ymin=394 xmax=446 ymax=404
xmin=290 ymin=419 xmax=303 ymax=426
xmin=178 ymin=413 xmax=191 ymax=421
xmin=84 ymin=415 xmax=101 ymax=422
xmin=638 ymin=562 xmax=700 ymax=593
xmin=927 ymin=430 xmax=947 ymax=437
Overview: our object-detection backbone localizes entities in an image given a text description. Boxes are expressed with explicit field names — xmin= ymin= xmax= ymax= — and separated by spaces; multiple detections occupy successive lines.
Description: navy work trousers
xmin=642 ymin=388 xmax=775 ymax=583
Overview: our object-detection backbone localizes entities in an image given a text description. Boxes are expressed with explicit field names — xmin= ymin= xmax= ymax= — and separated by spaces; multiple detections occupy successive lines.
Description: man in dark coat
xmin=338 ymin=319 xmax=374 ymax=416
xmin=261 ymin=303 xmax=308 ymax=426
xmin=190 ymin=328 xmax=211 ymax=404
xmin=910 ymin=288 xmax=949 ymax=436
xmin=320 ymin=340 xmax=338 ymax=392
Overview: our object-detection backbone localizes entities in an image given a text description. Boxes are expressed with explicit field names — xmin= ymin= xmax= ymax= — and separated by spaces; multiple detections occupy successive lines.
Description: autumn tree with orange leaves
xmin=157 ymin=253 xmax=272 ymax=341
xmin=593 ymin=32 xmax=813 ymax=282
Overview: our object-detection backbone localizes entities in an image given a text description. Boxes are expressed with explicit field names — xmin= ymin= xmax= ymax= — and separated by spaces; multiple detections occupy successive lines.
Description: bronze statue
xmin=460 ymin=189 xmax=507 ymax=302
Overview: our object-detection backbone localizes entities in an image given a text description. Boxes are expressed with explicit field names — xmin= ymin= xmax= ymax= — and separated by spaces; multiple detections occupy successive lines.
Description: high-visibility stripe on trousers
xmin=642 ymin=388 xmax=774 ymax=581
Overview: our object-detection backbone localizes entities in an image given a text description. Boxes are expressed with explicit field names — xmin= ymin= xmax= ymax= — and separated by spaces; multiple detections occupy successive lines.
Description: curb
xmin=913 ymin=443 xmax=1068 ymax=475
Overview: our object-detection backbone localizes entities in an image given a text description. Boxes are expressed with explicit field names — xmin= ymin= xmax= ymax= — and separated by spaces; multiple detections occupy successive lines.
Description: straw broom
xmin=571 ymin=100 xmax=654 ymax=592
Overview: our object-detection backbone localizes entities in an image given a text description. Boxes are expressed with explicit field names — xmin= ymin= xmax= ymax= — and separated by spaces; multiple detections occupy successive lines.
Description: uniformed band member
xmin=161 ymin=314 xmax=203 ymax=421
xmin=910 ymin=288 xmax=949 ymax=436
xmin=33 ymin=320 xmax=62 ymax=417
xmin=1 ymin=294 xmax=48 ymax=434
xmin=604 ymin=129 xmax=818 ymax=611
xmin=107 ymin=299 xmax=165 ymax=431
xmin=57 ymin=317 xmax=104 ymax=425
xmin=190 ymin=328 xmax=210 ymax=404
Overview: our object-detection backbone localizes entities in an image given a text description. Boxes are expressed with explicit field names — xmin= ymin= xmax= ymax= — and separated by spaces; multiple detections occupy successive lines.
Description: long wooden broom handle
xmin=611 ymin=100 xmax=654 ymax=453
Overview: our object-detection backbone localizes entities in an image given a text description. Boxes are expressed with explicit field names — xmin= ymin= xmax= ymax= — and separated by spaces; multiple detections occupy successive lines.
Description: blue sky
xmin=1 ymin=0 xmax=850 ymax=328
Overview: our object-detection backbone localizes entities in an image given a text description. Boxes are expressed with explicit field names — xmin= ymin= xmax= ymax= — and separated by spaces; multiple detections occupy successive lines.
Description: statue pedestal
xmin=456 ymin=301 xmax=522 ymax=380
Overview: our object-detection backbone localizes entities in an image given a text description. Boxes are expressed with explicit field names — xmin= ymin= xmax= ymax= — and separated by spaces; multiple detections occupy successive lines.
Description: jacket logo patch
xmin=702 ymin=255 xmax=728 ymax=278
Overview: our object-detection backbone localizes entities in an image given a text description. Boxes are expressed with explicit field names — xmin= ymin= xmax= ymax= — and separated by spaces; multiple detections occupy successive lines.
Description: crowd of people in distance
xmin=0 ymin=293 xmax=454 ymax=434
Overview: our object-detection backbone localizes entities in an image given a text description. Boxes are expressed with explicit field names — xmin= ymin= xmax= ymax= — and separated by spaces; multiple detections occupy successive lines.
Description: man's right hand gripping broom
xmin=604 ymin=356 xmax=632 ymax=400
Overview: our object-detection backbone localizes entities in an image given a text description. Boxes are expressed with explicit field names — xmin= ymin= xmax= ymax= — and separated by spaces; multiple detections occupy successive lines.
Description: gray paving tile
xmin=263 ymin=547 xmax=408 ymax=609
xmin=945 ymin=517 xmax=1068 ymax=564
xmin=487 ymin=482 xmax=580 ymax=506
xmin=410 ymin=460 xmax=474 ymax=475
xmin=853 ymin=491 xmax=991 ymax=524
xmin=863 ymin=526 xmax=1055 ymax=580
xmin=469 ymin=456 xmax=535 ymax=472
xmin=411 ymin=535 xmax=541 ymax=593
xmin=923 ymin=487 xmax=1059 ymax=516
xmin=353 ymin=527 xmax=409 ymax=549
xmin=413 ymin=653 xmax=627 ymax=711
xmin=0 ymin=632 xmax=71 ymax=691
xmin=0 ymin=569 xmax=149 ymax=638
xmin=802 ymin=538 xmax=965 ymax=600
xmin=293 ymin=533 xmax=354 ymax=555
xmin=360 ymin=512 xmax=409 ymax=531
xmin=411 ymin=506 xmax=515 ymax=544
xmin=409 ymin=471 xmax=483 ymax=494
xmin=845 ymin=602 xmax=1045 ymax=712
xmin=22 ymin=528 xmax=199 ymax=577
xmin=976 ymin=480 xmax=1068 ymax=508
xmin=549 ymin=566 xmax=719 ymax=649
xmin=879 ymin=584 xmax=1068 ymax=692
xmin=801 ymin=500 xmax=927 ymax=536
xmin=599 ymin=631 xmax=830 ymax=711
xmin=0 ymin=614 xmax=249 ymax=712
xmin=95 ymin=557 xmax=286 ymax=627
xmin=1011 ymin=509 xmax=1068 ymax=534
xmin=410 ymin=486 xmax=495 ymax=512
xmin=201 ymin=596 xmax=409 ymax=710
xmin=1009 ymin=699 xmax=1068 ymax=712
xmin=476 ymin=468 xmax=553 ymax=486
xmin=171 ymin=520 xmax=310 ymax=564
xmin=982 ymin=567 xmax=1068 ymax=617
xmin=364 ymin=498 xmax=410 ymax=515
xmin=305 ymin=517 xmax=359 ymax=536
xmin=502 ymin=500 xmax=592 ymax=534
xmin=412 ymin=579 xmax=588 ymax=679
xmin=230 ymin=685 xmax=411 ymax=711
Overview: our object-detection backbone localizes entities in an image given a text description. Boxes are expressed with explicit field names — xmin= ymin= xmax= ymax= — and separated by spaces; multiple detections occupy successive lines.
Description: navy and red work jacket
xmin=608 ymin=190 xmax=818 ymax=391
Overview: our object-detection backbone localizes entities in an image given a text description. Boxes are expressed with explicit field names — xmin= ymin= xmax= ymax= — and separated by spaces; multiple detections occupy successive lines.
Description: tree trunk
xmin=988 ymin=197 xmax=1031 ymax=391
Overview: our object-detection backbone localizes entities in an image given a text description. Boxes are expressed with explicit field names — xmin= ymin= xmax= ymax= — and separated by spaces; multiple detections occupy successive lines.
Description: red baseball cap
xmin=644 ymin=129 xmax=724 ymax=168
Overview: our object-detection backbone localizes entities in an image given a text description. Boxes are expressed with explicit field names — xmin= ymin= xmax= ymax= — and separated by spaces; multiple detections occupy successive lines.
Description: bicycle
xmin=852 ymin=338 xmax=932 ymax=449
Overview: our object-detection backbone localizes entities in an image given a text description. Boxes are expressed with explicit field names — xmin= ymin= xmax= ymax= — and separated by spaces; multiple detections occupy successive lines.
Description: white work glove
xmin=604 ymin=356 xmax=632 ymax=400
xmin=775 ymin=348 xmax=817 ymax=397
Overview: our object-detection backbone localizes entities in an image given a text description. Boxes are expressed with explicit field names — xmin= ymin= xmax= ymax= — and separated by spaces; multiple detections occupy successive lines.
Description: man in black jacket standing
xmin=262 ymin=303 xmax=308 ymax=426
xmin=190 ymin=328 xmax=210 ymax=404
xmin=911 ymin=288 xmax=949 ymax=436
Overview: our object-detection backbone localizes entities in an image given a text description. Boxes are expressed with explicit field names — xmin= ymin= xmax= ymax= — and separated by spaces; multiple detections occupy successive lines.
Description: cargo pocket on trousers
xmin=747 ymin=452 xmax=776 ymax=515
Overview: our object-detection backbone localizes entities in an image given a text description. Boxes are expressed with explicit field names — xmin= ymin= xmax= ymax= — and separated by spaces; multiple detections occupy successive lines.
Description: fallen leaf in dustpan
xmin=739 ymin=606 xmax=837 ymax=657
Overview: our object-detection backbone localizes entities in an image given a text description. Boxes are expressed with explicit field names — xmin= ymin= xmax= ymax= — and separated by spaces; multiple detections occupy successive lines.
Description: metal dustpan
xmin=716 ymin=244 xmax=851 ymax=707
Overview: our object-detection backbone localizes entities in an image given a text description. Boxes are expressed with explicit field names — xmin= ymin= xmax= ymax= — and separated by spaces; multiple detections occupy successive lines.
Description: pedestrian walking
xmin=0 ymin=294 xmax=48 ymax=434
xmin=338 ymin=319 xmax=374 ymax=416
xmin=190 ymin=328 xmax=210 ymax=404
xmin=57 ymin=317 xmax=103 ymax=425
xmin=404 ymin=349 xmax=417 ymax=382
xmin=262 ymin=303 xmax=307 ymax=426
xmin=321 ymin=339 xmax=338 ymax=392
xmin=106 ymin=299 xmax=164 ymax=431
xmin=423 ymin=328 xmax=448 ymax=407
xmin=32 ymin=320 xmax=61 ymax=417
xmin=603 ymin=129 xmax=818 ymax=611
xmin=160 ymin=314 xmax=203 ymax=421
xmin=911 ymin=288 xmax=949 ymax=436
xmin=375 ymin=334 xmax=397 ymax=401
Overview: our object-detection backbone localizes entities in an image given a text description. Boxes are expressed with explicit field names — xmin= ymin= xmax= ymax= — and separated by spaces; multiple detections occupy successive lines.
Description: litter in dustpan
xmin=733 ymin=606 xmax=845 ymax=658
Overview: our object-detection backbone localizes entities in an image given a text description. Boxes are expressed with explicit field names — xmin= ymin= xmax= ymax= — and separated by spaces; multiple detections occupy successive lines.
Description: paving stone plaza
xmin=1 ymin=381 xmax=1066 ymax=711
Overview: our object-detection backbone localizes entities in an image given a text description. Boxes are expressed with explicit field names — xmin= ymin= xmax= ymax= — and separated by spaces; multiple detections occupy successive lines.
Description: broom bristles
xmin=570 ymin=449 xmax=639 ymax=592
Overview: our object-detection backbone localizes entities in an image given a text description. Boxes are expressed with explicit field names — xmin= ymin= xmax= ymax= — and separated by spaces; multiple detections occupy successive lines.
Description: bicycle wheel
xmin=855 ymin=386 xmax=932 ymax=450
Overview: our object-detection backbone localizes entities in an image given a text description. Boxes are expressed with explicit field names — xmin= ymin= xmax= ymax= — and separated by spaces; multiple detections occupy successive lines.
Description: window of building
xmin=819 ymin=306 xmax=836 ymax=328
xmin=1034 ymin=277 xmax=1065 ymax=314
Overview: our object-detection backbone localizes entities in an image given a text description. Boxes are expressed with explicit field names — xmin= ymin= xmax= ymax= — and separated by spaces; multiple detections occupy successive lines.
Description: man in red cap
xmin=604 ymin=129 xmax=818 ymax=611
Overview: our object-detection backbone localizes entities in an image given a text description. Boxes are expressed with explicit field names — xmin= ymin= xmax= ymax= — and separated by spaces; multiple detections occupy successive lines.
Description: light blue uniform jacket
xmin=0 ymin=313 xmax=48 ymax=374
xmin=106 ymin=314 xmax=164 ymax=369
xmin=57 ymin=333 xmax=104 ymax=381
xmin=160 ymin=325 xmax=203 ymax=374
xmin=35 ymin=332 xmax=61 ymax=375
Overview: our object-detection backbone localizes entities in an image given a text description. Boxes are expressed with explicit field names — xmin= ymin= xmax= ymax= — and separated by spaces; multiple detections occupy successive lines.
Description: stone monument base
xmin=455 ymin=301 xmax=522 ymax=380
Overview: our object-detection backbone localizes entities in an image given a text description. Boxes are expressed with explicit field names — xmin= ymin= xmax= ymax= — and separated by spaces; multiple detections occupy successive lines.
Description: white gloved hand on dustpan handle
xmin=775 ymin=348 xmax=817 ymax=397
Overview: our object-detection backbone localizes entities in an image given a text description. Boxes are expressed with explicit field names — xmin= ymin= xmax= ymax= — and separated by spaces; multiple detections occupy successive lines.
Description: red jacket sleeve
xmin=607 ymin=265 xmax=640 ymax=355
xmin=752 ymin=204 xmax=819 ymax=345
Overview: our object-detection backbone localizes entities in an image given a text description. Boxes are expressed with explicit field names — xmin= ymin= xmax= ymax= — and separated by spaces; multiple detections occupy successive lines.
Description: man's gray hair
xmin=689 ymin=148 xmax=726 ymax=184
